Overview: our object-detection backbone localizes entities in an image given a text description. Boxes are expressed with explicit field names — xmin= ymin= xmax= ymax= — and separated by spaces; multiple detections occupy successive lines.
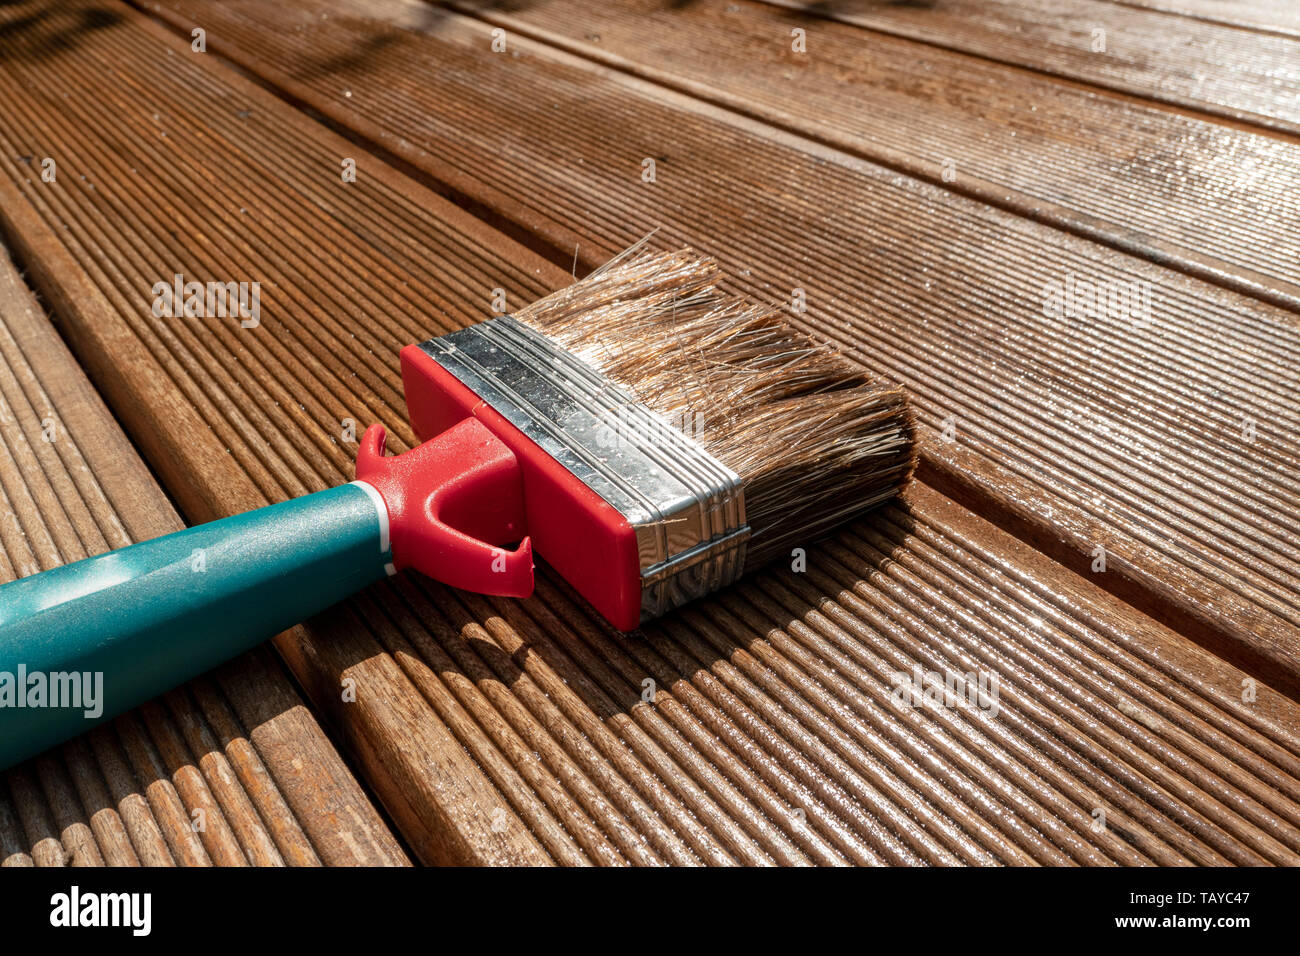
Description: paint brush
xmin=0 ymin=244 xmax=915 ymax=769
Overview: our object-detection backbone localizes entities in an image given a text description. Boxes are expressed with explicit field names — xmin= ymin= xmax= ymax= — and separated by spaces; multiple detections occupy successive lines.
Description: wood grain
xmin=1097 ymin=0 xmax=1300 ymax=39
xmin=0 ymin=240 xmax=408 ymax=866
xmin=1 ymin=0 xmax=1298 ymax=864
xmin=131 ymin=0 xmax=1300 ymax=697
xmin=750 ymin=0 xmax=1300 ymax=133
xmin=409 ymin=0 xmax=1300 ymax=312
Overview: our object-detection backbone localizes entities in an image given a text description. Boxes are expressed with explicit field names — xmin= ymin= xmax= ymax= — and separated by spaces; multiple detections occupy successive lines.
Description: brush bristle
xmin=514 ymin=244 xmax=917 ymax=567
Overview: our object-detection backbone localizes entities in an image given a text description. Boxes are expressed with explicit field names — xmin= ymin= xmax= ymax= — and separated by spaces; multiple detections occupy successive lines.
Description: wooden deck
xmin=1 ymin=0 xmax=1298 ymax=864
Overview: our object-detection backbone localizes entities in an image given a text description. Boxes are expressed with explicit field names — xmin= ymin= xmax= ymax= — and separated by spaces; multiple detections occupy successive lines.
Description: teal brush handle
xmin=0 ymin=483 xmax=393 ymax=770
xmin=0 ymin=417 xmax=535 ymax=772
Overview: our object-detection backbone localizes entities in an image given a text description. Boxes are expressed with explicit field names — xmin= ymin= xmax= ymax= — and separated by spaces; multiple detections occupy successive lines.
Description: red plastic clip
xmin=355 ymin=419 xmax=534 ymax=598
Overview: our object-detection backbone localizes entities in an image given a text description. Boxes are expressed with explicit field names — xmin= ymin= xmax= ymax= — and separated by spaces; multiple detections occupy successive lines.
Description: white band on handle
xmin=349 ymin=480 xmax=396 ymax=575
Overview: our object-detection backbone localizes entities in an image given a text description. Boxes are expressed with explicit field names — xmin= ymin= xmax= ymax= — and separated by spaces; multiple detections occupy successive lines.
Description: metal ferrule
xmin=419 ymin=316 xmax=749 ymax=621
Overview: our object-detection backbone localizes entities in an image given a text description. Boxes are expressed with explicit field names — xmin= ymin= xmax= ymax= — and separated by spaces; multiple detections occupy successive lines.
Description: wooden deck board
xmin=750 ymin=0 xmax=1300 ymax=133
xmin=0 ymin=243 xmax=408 ymax=866
xmin=1098 ymin=0 xmax=1300 ymax=39
xmin=402 ymin=0 xmax=1300 ymax=312
xmin=2 ymin=0 xmax=1299 ymax=865
xmin=134 ymin=0 xmax=1300 ymax=698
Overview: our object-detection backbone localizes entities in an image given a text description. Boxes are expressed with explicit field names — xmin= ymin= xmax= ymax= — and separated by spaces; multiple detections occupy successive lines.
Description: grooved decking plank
xmin=0 ymin=242 xmax=408 ymax=867
xmin=3 ymin=0 xmax=1299 ymax=865
xmin=401 ymin=0 xmax=1300 ymax=312
xmin=747 ymin=0 xmax=1300 ymax=134
xmin=135 ymin=0 xmax=1300 ymax=698
xmin=1097 ymin=0 xmax=1300 ymax=39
